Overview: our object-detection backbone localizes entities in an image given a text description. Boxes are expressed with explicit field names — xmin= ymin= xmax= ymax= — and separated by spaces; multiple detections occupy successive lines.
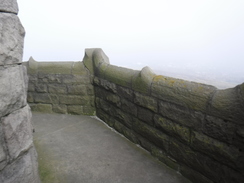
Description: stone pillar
xmin=0 ymin=1 xmax=40 ymax=182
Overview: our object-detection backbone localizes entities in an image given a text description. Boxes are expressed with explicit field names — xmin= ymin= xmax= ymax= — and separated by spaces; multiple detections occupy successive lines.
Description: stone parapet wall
xmin=24 ymin=57 xmax=95 ymax=115
xmin=24 ymin=47 xmax=244 ymax=183
xmin=85 ymin=48 xmax=244 ymax=183
xmin=0 ymin=0 xmax=40 ymax=182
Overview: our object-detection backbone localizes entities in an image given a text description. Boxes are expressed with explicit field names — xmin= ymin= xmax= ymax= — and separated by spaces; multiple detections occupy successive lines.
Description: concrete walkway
xmin=33 ymin=112 xmax=191 ymax=183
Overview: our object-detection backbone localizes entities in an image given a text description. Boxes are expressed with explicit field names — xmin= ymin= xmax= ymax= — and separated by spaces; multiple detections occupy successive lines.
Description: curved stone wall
xmin=0 ymin=0 xmax=40 ymax=182
xmin=25 ymin=48 xmax=244 ymax=183
xmin=86 ymin=48 xmax=244 ymax=183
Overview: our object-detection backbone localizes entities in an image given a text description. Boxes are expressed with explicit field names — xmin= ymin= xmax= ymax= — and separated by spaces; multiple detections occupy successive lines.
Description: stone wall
xmin=0 ymin=1 xmax=40 ymax=182
xmin=24 ymin=47 xmax=244 ymax=183
xmin=86 ymin=49 xmax=244 ymax=183
xmin=23 ymin=57 xmax=95 ymax=115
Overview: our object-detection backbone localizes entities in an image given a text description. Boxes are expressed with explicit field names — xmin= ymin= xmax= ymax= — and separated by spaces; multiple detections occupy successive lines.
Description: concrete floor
xmin=32 ymin=112 xmax=191 ymax=183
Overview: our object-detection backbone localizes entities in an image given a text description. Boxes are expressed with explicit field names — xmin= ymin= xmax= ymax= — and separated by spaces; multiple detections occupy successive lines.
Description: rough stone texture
xmin=132 ymin=66 xmax=156 ymax=94
xmin=0 ymin=1 xmax=40 ymax=182
xmin=0 ymin=13 xmax=25 ymax=66
xmin=0 ymin=0 xmax=18 ymax=14
xmin=152 ymin=75 xmax=217 ymax=112
xmin=0 ymin=65 xmax=27 ymax=117
xmin=0 ymin=147 xmax=39 ymax=183
xmin=24 ymin=48 xmax=244 ymax=182
xmin=85 ymin=48 xmax=244 ymax=183
xmin=2 ymin=106 xmax=33 ymax=161
xmin=25 ymin=59 xmax=95 ymax=115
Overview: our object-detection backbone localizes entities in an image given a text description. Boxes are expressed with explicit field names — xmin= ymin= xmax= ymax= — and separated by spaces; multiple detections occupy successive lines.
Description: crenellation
xmin=23 ymin=48 xmax=244 ymax=183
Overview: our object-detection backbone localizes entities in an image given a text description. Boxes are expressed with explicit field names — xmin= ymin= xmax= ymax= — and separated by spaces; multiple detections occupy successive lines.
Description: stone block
xmin=28 ymin=74 xmax=38 ymax=83
xmin=82 ymin=106 xmax=95 ymax=115
xmin=168 ymin=139 xmax=244 ymax=183
xmin=203 ymin=115 xmax=239 ymax=146
xmin=191 ymin=131 xmax=243 ymax=171
xmin=154 ymin=114 xmax=191 ymax=143
xmin=114 ymin=120 xmax=139 ymax=144
xmin=67 ymin=105 xmax=83 ymax=115
xmin=121 ymin=98 xmax=137 ymax=116
xmin=117 ymin=85 xmax=134 ymax=102
xmin=38 ymin=74 xmax=62 ymax=84
xmin=0 ymin=13 xmax=24 ymax=65
xmin=52 ymin=104 xmax=67 ymax=114
xmin=67 ymin=84 xmax=87 ymax=95
xmin=133 ymin=119 xmax=169 ymax=151
xmin=134 ymin=92 xmax=158 ymax=112
xmin=0 ymin=124 xmax=7 ymax=171
xmin=38 ymin=62 xmax=72 ymax=75
xmin=62 ymin=75 xmax=91 ymax=84
xmin=83 ymin=48 xmax=110 ymax=75
xmin=94 ymin=77 xmax=117 ymax=93
xmin=132 ymin=66 xmax=156 ymax=94
xmin=35 ymin=83 xmax=47 ymax=93
xmin=96 ymin=109 xmax=113 ymax=127
xmin=112 ymin=109 xmax=134 ymax=128
xmin=59 ymin=95 xmax=90 ymax=105
xmin=22 ymin=65 xmax=28 ymax=92
xmin=0 ymin=0 xmax=18 ymax=14
xmin=0 ymin=65 xmax=27 ymax=117
xmin=152 ymin=75 xmax=216 ymax=112
xmin=48 ymin=84 xmax=67 ymax=94
xmin=28 ymin=83 xmax=36 ymax=92
xmin=151 ymin=146 xmax=179 ymax=171
xmin=2 ymin=106 xmax=33 ymax=160
xmin=100 ymin=64 xmax=138 ymax=88
xmin=180 ymin=165 xmax=214 ymax=183
xmin=135 ymin=136 xmax=154 ymax=154
xmin=86 ymin=84 xmax=94 ymax=96
xmin=158 ymin=101 xmax=204 ymax=130
xmin=33 ymin=93 xmax=59 ymax=104
xmin=0 ymin=146 xmax=40 ymax=183
xmin=71 ymin=62 xmax=89 ymax=76
xmin=208 ymin=86 xmax=244 ymax=124
xmin=95 ymin=87 xmax=121 ymax=107
xmin=95 ymin=98 xmax=111 ymax=114
xmin=29 ymin=104 xmax=52 ymax=113
xmin=137 ymin=106 xmax=154 ymax=126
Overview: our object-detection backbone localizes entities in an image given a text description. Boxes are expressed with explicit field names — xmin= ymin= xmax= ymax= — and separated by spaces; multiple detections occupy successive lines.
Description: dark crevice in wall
xmin=0 ymin=11 xmax=17 ymax=15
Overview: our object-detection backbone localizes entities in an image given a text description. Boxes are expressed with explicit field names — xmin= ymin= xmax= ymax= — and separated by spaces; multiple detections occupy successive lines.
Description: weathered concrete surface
xmin=33 ymin=112 xmax=191 ymax=183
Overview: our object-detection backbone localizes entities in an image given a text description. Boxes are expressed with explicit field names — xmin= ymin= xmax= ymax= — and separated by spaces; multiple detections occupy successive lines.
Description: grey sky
xmin=18 ymin=0 xmax=244 ymax=88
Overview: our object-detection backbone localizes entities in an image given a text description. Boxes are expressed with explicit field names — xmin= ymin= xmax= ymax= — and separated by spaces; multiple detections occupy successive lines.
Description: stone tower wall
xmin=0 ymin=1 xmax=40 ymax=182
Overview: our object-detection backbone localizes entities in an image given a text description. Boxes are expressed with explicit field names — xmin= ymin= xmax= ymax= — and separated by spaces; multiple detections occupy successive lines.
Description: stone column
xmin=0 ymin=0 xmax=40 ymax=182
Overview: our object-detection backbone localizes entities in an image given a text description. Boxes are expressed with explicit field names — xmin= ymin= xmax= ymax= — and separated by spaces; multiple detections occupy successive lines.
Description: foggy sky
xmin=18 ymin=0 xmax=244 ymax=88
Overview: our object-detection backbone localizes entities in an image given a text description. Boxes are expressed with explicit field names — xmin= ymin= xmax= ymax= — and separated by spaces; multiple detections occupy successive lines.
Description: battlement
xmin=24 ymin=48 xmax=244 ymax=183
